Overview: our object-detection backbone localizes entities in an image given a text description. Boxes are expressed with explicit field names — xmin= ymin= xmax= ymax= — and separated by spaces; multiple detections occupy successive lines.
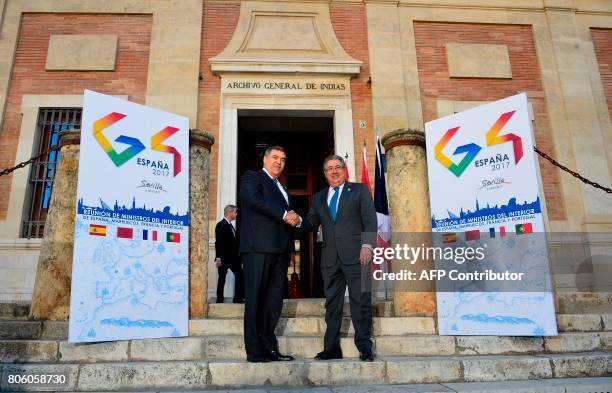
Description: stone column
xmin=381 ymin=129 xmax=436 ymax=317
xmin=189 ymin=129 xmax=214 ymax=318
xmin=29 ymin=130 xmax=80 ymax=320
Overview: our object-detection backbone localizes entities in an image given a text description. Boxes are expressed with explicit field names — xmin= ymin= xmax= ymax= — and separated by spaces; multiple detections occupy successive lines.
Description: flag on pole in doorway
xmin=375 ymin=127 xmax=391 ymax=256
xmin=344 ymin=152 xmax=351 ymax=181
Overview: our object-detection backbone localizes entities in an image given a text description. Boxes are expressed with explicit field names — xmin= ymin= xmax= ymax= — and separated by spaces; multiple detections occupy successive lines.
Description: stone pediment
xmin=209 ymin=1 xmax=361 ymax=75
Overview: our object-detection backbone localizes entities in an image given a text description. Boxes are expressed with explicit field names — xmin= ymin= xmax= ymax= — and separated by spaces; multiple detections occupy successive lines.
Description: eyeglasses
xmin=325 ymin=165 xmax=344 ymax=172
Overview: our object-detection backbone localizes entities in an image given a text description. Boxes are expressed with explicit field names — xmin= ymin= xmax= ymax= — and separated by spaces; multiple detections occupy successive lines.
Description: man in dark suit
xmin=239 ymin=146 xmax=299 ymax=363
xmin=214 ymin=204 xmax=244 ymax=303
xmin=296 ymin=154 xmax=377 ymax=361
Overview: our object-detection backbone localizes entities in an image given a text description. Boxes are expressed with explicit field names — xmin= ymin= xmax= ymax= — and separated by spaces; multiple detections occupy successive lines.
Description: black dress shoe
xmin=246 ymin=354 xmax=270 ymax=363
xmin=359 ymin=349 xmax=374 ymax=362
xmin=267 ymin=350 xmax=295 ymax=361
xmin=314 ymin=348 xmax=343 ymax=360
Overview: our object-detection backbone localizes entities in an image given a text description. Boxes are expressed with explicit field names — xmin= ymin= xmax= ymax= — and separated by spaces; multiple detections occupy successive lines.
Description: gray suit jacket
xmin=302 ymin=182 xmax=377 ymax=267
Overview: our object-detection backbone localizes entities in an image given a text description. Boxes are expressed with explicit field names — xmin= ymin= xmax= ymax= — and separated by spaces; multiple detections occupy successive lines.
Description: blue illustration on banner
xmin=77 ymin=197 xmax=189 ymax=226
xmin=101 ymin=318 xmax=174 ymax=328
xmin=460 ymin=314 xmax=535 ymax=325
xmin=431 ymin=196 xmax=541 ymax=229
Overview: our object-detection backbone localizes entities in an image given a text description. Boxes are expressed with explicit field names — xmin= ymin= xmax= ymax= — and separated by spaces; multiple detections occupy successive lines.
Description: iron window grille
xmin=21 ymin=108 xmax=82 ymax=238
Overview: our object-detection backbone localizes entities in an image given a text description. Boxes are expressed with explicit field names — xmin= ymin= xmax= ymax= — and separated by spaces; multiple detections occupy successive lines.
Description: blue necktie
xmin=328 ymin=186 xmax=340 ymax=221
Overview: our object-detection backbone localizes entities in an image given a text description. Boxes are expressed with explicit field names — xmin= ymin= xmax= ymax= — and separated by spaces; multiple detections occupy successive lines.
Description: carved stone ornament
xmin=210 ymin=1 xmax=361 ymax=75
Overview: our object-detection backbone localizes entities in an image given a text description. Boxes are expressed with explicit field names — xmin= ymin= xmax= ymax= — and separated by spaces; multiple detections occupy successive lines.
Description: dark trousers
xmin=216 ymin=260 xmax=244 ymax=302
xmin=242 ymin=252 xmax=288 ymax=356
xmin=322 ymin=258 xmax=372 ymax=353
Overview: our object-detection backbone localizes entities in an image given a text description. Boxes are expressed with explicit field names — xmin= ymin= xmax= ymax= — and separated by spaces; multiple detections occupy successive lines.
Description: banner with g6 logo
xmin=69 ymin=90 xmax=189 ymax=343
xmin=425 ymin=93 xmax=557 ymax=337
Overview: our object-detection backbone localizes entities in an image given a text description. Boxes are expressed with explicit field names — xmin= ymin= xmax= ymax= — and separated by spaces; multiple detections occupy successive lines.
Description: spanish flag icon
xmin=442 ymin=233 xmax=457 ymax=243
xmin=89 ymin=224 xmax=106 ymax=236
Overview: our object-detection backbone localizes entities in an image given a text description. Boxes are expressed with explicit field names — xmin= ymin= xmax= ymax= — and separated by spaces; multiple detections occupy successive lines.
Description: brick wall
xmin=591 ymin=28 xmax=612 ymax=121
xmin=0 ymin=13 xmax=152 ymax=219
xmin=330 ymin=3 xmax=375 ymax=187
xmin=198 ymin=1 xmax=241 ymax=221
xmin=413 ymin=22 xmax=566 ymax=220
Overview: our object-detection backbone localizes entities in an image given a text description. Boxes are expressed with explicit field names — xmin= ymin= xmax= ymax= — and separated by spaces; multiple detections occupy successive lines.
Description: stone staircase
xmin=0 ymin=299 xmax=611 ymax=391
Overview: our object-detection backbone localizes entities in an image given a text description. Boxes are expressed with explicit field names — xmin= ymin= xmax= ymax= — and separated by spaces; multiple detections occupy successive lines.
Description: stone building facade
xmin=0 ymin=0 xmax=610 ymax=303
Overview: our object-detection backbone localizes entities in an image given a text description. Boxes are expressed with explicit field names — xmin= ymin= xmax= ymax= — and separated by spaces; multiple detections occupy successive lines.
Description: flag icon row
xmin=88 ymin=224 xmax=180 ymax=243
xmin=442 ymin=222 xmax=533 ymax=243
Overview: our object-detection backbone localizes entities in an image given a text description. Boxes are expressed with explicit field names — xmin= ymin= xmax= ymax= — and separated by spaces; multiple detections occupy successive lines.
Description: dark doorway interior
xmin=237 ymin=110 xmax=334 ymax=298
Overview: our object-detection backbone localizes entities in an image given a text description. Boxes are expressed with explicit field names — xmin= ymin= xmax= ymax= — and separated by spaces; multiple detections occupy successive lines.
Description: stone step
xmin=0 ymin=320 xmax=68 ymax=340
xmin=190 ymin=316 xmax=437 ymax=336
xmin=557 ymin=292 xmax=612 ymax=314
xmin=1 ymin=313 xmax=608 ymax=341
xmin=0 ymin=302 xmax=29 ymax=319
xmin=209 ymin=299 xmax=340 ymax=318
xmin=2 ymin=332 xmax=610 ymax=364
xmin=210 ymin=300 xmax=612 ymax=327
xmin=441 ymin=377 xmax=612 ymax=393
xmin=191 ymin=314 xmax=611 ymax=336
xmin=1 ymin=353 xmax=610 ymax=391
xmin=557 ymin=313 xmax=610 ymax=332
xmin=15 ymin=378 xmax=612 ymax=393
xmin=5 ymin=378 xmax=610 ymax=393
xmin=0 ymin=317 xmax=435 ymax=340
xmin=210 ymin=299 xmax=395 ymax=318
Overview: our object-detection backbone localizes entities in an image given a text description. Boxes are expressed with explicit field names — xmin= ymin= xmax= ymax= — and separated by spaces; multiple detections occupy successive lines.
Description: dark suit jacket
xmin=215 ymin=219 xmax=239 ymax=266
xmin=302 ymin=182 xmax=377 ymax=267
xmin=239 ymin=169 xmax=293 ymax=254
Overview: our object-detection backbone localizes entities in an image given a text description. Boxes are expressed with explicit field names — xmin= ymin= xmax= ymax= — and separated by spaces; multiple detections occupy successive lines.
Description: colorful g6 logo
xmin=434 ymin=127 xmax=481 ymax=177
xmin=485 ymin=110 xmax=523 ymax=164
xmin=93 ymin=112 xmax=182 ymax=177
xmin=435 ymin=110 xmax=523 ymax=177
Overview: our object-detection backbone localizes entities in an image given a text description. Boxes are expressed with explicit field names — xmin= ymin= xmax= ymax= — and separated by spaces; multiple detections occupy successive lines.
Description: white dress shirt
xmin=326 ymin=182 xmax=372 ymax=249
xmin=262 ymin=167 xmax=290 ymax=221
xmin=225 ymin=218 xmax=236 ymax=236
xmin=262 ymin=168 xmax=288 ymax=204
xmin=326 ymin=182 xmax=345 ymax=215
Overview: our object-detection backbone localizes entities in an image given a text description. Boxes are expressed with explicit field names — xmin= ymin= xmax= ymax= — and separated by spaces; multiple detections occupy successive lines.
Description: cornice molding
xmin=209 ymin=1 xmax=362 ymax=75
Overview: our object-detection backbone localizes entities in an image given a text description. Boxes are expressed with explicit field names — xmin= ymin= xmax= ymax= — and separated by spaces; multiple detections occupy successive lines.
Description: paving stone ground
xmin=56 ymin=377 xmax=612 ymax=392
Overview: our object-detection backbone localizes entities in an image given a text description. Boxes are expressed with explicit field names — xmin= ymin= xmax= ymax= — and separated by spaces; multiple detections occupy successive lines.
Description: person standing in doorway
xmin=294 ymin=154 xmax=377 ymax=361
xmin=239 ymin=146 xmax=300 ymax=363
xmin=214 ymin=204 xmax=244 ymax=303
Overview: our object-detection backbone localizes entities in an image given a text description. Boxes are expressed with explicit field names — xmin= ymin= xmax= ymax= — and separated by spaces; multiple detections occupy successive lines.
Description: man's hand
xmin=359 ymin=247 xmax=372 ymax=266
xmin=214 ymin=258 xmax=222 ymax=268
xmin=284 ymin=210 xmax=301 ymax=227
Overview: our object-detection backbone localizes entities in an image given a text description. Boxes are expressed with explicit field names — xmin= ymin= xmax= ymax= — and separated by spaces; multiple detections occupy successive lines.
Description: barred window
xmin=21 ymin=108 xmax=82 ymax=238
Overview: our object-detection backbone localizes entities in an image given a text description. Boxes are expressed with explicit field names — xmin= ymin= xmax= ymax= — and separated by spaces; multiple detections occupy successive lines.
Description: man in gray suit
xmin=291 ymin=154 xmax=377 ymax=361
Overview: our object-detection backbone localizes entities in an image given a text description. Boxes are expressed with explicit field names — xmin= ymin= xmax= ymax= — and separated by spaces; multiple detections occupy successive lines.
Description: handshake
xmin=284 ymin=210 xmax=301 ymax=227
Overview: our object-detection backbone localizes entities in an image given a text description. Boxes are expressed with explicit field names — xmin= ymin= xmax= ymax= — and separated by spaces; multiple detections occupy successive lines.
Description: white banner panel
xmin=425 ymin=93 xmax=557 ymax=336
xmin=69 ymin=90 xmax=189 ymax=342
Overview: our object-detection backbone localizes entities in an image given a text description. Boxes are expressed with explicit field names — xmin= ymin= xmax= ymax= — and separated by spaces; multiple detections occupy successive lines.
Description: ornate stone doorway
xmin=237 ymin=110 xmax=334 ymax=298
xmin=209 ymin=0 xmax=362 ymax=300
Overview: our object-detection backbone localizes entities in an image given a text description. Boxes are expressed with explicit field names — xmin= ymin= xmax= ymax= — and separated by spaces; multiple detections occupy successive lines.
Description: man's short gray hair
xmin=223 ymin=204 xmax=237 ymax=215
xmin=264 ymin=145 xmax=286 ymax=156
xmin=322 ymin=154 xmax=346 ymax=170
